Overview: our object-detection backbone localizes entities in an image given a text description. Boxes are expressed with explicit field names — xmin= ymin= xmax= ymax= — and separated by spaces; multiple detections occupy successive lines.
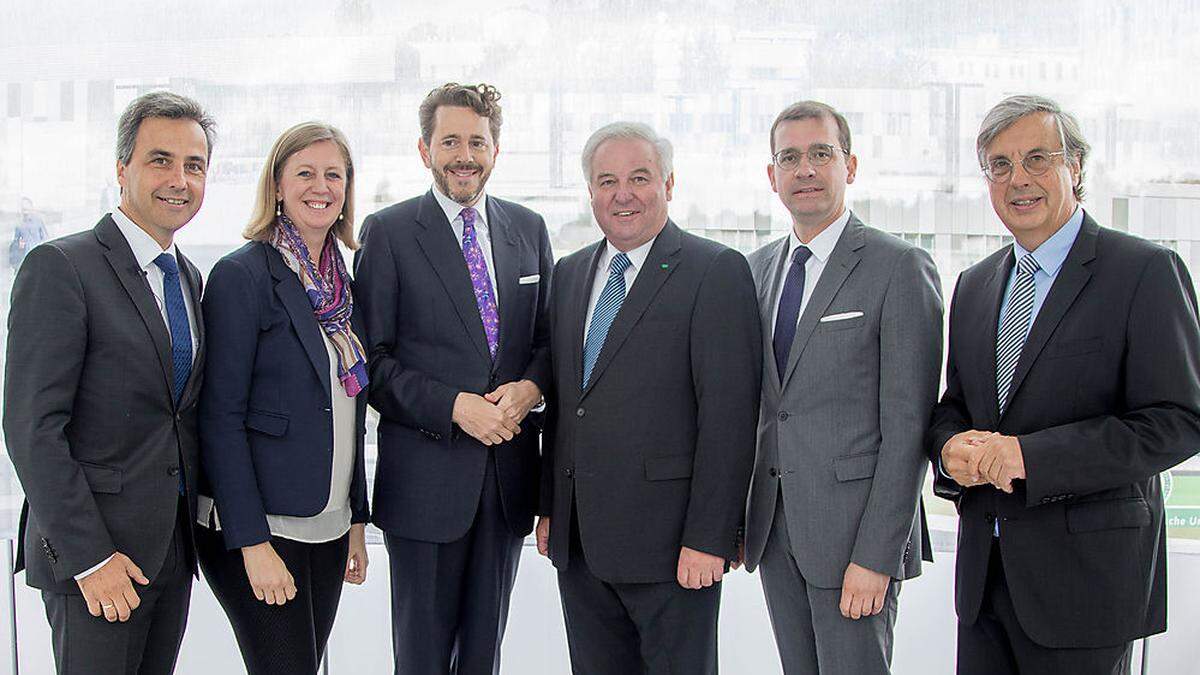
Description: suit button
xmin=769 ymin=468 xmax=778 ymax=477
xmin=985 ymin=513 xmax=995 ymax=523
xmin=576 ymin=408 xmax=585 ymax=418
xmin=167 ymin=466 xmax=180 ymax=476
xmin=565 ymin=468 xmax=574 ymax=478
xmin=778 ymin=411 xmax=789 ymax=422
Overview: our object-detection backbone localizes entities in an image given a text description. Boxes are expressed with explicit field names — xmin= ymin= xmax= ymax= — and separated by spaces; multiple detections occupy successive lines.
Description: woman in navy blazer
xmin=197 ymin=122 xmax=370 ymax=675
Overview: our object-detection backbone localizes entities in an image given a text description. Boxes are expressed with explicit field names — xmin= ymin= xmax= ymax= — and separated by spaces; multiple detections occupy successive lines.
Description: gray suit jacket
xmin=743 ymin=213 xmax=942 ymax=588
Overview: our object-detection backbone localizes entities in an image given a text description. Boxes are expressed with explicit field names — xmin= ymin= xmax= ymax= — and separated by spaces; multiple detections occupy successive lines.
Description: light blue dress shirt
xmin=996 ymin=207 xmax=1084 ymax=333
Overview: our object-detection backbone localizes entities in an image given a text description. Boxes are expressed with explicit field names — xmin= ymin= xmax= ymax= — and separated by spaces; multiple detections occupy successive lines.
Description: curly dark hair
xmin=418 ymin=83 xmax=503 ymax=145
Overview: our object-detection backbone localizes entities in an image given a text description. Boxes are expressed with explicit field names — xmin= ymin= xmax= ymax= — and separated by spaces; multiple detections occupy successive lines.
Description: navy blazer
xmin=198 ymin=241 xmax=370 ymax=550
xmin=355 ymin=191 xmax=553 ymax=542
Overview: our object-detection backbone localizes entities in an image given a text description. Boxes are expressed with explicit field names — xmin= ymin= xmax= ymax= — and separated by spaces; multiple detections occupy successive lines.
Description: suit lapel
xmin=266 ymin=244 xmax=331 ymax=394
xmin=488 ymin=198 xmax=519 ymax=374
xmin=756 ymin=236 xmax=789 ymax=396
xmin=570 ymin=241 xmax=607 ymax=392
xmin=413 ymin=191 xmax=491 ymax=363
xmin=1000 ymin=215 xmax=1097 ymax=419
xmin=781 ymin=218 xmax=864 ymax=389
xmin=581 ymin=221 xmax=682 ymax=398
xmin=96 ymin=216 xmax=175 ymax=403
xmin=977 ymin=251 xmax=1014 ymax=428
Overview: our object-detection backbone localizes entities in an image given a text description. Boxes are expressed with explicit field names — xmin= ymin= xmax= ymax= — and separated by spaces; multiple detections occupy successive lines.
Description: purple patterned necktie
xmin=460 ymin=207 xmax=499 ymax=358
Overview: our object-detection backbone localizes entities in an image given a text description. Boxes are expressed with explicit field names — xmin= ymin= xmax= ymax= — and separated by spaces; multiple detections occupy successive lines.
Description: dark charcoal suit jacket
xmin=4 ymin=215 xmax=204 ymax=594
xmin=355 ymin=191 xmax=553 ymax=541
xmin=541 ymin=220 xmax=762 ymax=583
xmin=930 ymin=212 xmax=1200 ymax=648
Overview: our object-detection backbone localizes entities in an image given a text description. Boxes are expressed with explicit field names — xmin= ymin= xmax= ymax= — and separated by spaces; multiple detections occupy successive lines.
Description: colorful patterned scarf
xmin=270 ymin=215 xmax=369 ymax=397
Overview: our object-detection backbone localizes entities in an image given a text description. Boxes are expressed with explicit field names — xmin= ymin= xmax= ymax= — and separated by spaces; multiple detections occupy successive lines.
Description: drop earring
xmin=275 ymin=201 xmax=281 ymax=216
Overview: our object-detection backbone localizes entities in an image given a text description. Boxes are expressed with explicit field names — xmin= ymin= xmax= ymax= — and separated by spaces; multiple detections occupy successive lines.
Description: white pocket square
xmin=819 ymin=311 xmax=864 ymax=322
xmin=518 ymin=274 xmax=541 ymax=285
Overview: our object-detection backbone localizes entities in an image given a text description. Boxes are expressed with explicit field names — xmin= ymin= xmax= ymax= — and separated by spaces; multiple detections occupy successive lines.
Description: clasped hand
xmin=453 ymin=380 xmax=542 ymax=446
xmin=940 ymin=431 xmax=1025 ymax=493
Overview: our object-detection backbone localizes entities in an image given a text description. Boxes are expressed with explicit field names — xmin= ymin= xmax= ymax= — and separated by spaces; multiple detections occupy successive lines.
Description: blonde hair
xmin=244 ymin=122 xmax=358 ymax=249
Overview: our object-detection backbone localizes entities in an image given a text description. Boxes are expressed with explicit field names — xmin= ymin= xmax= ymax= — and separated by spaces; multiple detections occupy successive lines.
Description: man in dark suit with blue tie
xmin=931 ymin=95 xmax=1200 ymax=673
xmin=536 ymin=122 xmax=762 ymax=674
xmin=4 ymin=91 xmax=213 ymax=674
xmin=355 ymin=83 xmax=554 ymax=674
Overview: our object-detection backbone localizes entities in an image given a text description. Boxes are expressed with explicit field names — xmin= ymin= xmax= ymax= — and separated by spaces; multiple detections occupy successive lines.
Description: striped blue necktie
xmin=582 ymin=252 xmax=631 ymax=388
xmin=154 ymin=253 xmax=193 ymax=406
xmin=995 ymin=253 xmax=1041 ymax=415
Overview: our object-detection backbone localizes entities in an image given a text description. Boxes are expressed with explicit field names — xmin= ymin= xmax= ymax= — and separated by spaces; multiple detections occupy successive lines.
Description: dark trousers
xmin=42 ymin=499 xmax=193 ymax=675
xmin=384 ymin=453 xmax=523 ymax=675
xmin=557 ymin=506 xmax=722 ymax=675
xmin=197 ymin=526 xmax=349 ymax=675
xmin=957 ymin=540 xmax=1132 ymax=675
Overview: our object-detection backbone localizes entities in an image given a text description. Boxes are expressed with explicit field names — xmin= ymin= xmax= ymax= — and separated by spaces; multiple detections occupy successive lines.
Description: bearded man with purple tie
xmin=354 ymin=83 xmax=554 ymax=675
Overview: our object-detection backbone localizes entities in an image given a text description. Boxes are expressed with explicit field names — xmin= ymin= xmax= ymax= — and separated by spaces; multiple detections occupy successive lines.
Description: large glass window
xmin=2 ymin=1 xmax=1198 ymax=544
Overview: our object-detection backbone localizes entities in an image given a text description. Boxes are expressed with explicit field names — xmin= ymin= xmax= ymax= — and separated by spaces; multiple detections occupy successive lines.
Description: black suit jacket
xmin=930 ymin=212 xmax=1200 ymax=648
xmin=541 ymin=221 xmax=762 ymax=584
xmin=198 ymin=242 xmax=370 ymax=549
xmin=355 ymin=191 xmax=553 ymax=541
xmin=3 ymin=215 xmax=204 ymax=593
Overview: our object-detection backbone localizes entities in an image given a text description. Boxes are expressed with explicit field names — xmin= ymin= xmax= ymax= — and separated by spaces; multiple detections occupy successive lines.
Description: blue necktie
xmin=154 ymin=253 xmax=193 ymax=406
xmin=772 ymin=246 xmax=812 ymax=383
xmin=582 ymin=252 xmax=631 ymax=388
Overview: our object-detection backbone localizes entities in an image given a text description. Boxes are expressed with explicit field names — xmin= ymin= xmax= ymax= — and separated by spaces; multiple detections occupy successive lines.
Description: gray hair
xmin=116 ymin=91 xmax=216 ymax=166
xmin=581 ymin=121 xmax=674 ymax=183
xmin=976 ymin=94 xmax=1090 ymax=201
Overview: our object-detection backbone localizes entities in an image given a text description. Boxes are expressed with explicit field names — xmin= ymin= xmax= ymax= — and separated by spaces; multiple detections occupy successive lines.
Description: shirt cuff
xmin=74 ymin=553 xmax=116 ymax=581
xmin=936 ymin=456 xmax=952 ymax=480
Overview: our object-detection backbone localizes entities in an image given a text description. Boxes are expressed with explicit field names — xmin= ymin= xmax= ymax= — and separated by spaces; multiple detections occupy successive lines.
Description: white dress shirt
xmin=583 ymin=233 xmax=659 ymax=348
xmin=77 ymin=209 xmax=200 ymax=581
xmin=109 ymin=208 xmax=200 ymax=356
xmin=769 ymin=209 xmax=851 ymax=336
xmin=431 ymin=184 xmax=500 ymax=303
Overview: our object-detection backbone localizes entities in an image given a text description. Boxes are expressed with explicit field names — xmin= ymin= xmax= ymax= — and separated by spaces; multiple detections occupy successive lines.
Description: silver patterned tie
xmin=995 ymin=253 xmax=1041 ymax=415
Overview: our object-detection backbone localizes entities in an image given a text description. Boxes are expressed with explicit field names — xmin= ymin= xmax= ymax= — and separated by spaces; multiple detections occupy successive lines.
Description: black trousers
xmin=384 ymin=453 xmax=523 ymax=675
xmin=196 ymin=526 xmax=349 ymax=675
xmin=557 ymin=505 xmax=722 ymax=675
xmin=42 ymin=498 xmax=193 ymax=675
xmin=957 ymin=540 xmax=1132 ymax=675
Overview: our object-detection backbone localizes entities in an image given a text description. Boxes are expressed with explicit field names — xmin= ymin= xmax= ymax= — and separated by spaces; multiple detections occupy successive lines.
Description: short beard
xmin=433 ymin=165 xmax=490 ymax=206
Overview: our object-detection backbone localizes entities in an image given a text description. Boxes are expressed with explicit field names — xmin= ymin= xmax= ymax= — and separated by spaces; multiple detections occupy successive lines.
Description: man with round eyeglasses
xmin=931 ymin=94 xmax=1200 ymax=674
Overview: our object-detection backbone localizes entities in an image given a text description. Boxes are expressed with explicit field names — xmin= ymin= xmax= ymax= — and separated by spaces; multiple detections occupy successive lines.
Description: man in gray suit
xmin=741 ymin=100 xmax=943 ymax=674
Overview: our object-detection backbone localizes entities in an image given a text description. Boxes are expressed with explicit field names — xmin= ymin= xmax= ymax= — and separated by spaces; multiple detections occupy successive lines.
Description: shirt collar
xmin=110 ymin=208 xmax=176 ymax=270
xmin=1012 ymin=206 xmax=1083 ymax=277
xmin=788 ymin=208 xmax=851 ymax=264
xmin=431 ymin=183 xmax=489 ymax=232
xmin=600 ymin=232 xmax=659 ymax=276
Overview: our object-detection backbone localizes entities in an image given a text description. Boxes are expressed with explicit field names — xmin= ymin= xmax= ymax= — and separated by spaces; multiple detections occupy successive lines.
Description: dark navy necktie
xmin=772 ymin=246 xmax=812 ymax=383
xmin=154 ymin=252 xmax=193 ymax=406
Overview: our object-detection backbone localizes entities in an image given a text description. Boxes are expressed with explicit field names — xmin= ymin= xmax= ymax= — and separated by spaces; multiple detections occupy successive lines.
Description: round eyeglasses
xmin=772 ymin=143 xmax=847 ymax=172
xmin=982 ymin=150 xmax=1068 ymax=183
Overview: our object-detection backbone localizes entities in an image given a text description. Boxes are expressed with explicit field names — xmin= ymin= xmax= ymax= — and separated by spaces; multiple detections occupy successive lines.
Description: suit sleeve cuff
xmin=74 ymin=553 xmax=116 ymax=581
